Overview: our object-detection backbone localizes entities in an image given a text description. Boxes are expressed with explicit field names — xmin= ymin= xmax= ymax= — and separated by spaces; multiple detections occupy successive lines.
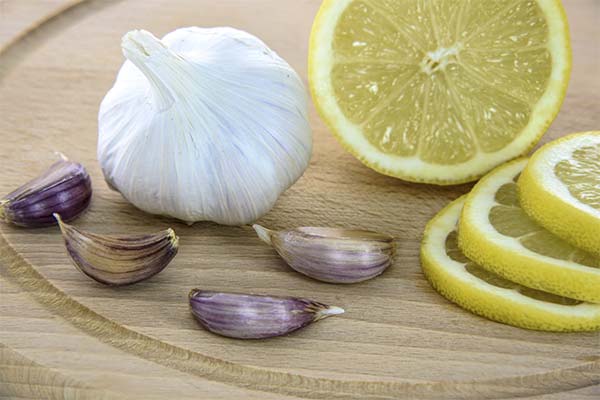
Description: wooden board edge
xmin=0 ymin=0 xmax=88 ymax=56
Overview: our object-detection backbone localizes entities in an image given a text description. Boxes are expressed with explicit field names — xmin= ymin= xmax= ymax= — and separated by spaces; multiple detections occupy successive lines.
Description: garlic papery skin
xmin=55 ymin=213 xmax=178 ymax=286
xmin=253 ymin=225 xmax=396 ymax=284
xmin=0 ymin=154 xmax=92 ymax=228
xmin=189 ymin=289 xmax=343 ymax=339
xmin=98 ymin=28 xmax=312 ymax=225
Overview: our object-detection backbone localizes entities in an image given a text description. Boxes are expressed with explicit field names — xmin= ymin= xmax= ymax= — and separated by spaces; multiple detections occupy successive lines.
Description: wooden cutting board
xmin=0 ymin=1 xmax=598 ymax=399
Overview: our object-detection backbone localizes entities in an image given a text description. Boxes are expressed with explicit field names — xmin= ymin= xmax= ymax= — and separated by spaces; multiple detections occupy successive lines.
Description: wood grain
xmin=0 ymin=0 xmax=599 ymax=399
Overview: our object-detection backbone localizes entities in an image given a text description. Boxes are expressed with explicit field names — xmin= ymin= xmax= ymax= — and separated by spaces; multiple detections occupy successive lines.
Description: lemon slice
xmin=421 ymin=196 xmax=600 ymax=331
xmin=309 ymin=0 xmax=571 ymax=184
xmin=519 ymin=132 xmax=600 ymax=256
xmin=458 ymin=159 xmax=600 ymax=303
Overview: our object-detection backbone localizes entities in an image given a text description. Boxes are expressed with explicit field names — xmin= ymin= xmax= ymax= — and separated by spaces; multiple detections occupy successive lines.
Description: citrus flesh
xmin=519 ymin=132 xmax=600 ymax=256
xmin=421 ymin=196 xmax=600 ymax=331
xmin=309 ymin=0 xmax=571 ymax=184
xmin=459 ymin=159 xmax=600 ymax=303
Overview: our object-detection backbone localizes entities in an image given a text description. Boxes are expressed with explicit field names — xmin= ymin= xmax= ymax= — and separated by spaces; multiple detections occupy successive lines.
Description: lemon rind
xmin=421 ymin=196 xmax=600 ymax=331
xmin=519 ymin=132 xmax=600 ymax=256
xmin=309 ymin=0 xmax=572 ymax=185
xmin=458 ymin=158 xmax=600 ymax=303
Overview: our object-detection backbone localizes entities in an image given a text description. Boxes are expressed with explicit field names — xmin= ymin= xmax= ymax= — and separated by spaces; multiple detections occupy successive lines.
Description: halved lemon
xmin=519 ymin=132 xmax=600 ymax=256
xmin=421 ymin=196 xmax=600 ymax=331
xmin=309 ymin=0 xmax=571 ymax=184
xmin=459 ymin=159 xmax=600 ymax=303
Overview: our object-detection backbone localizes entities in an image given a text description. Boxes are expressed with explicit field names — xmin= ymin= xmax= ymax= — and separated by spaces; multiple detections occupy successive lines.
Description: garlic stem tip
xmin=54 ymin=151 xmax=68 ymax=161
xmin=252 ymin=224 xmax=273 ymax=245
xmin=323 ymin=306 xmax=345 ymax=317
xmin=53 ymin=213 xmax=68 ymax=235
xmin=167 ymin=228 xmax=179 ymax=248
xmin=122 ymin=29 xmax=166 ymax=59
xmin=188 ymin=288 xmax=200 ymax=299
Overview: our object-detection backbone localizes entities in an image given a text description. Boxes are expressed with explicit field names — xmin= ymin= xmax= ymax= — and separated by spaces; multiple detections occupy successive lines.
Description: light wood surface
xmin=0 ymin=0 xmax=598 ymax=399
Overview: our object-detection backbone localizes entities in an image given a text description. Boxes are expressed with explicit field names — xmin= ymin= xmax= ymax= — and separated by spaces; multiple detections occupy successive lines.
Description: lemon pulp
xmin=334 ymin=1 xmax=553 ymax=162
xmin=310 ymin=0 xmax=571 ymax=183
xmin=446 ymin=231 xmax=582 ymax=306
xmin=421 ymin=197 xmax=600 ymax=331
xmin=518 ymin=132 xmax=600 ymax=256
xmin=554 ymin=143 xmax=600 ymax=211
xmin=491 ymin=177 xmax=599 ymax=268
xmin=459 ymin=159 xmax=600 ymax=303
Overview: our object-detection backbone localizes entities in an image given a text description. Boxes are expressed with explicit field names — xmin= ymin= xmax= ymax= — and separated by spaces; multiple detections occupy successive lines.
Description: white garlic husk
xmin=98 ymin=28 xmax=312 ymax=225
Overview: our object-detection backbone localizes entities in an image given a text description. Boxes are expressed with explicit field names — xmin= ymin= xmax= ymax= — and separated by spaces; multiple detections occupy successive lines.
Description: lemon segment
xmin=421 ymin=196 xmax=600 ymax=331
xmin=519 ymin=132 xmax=600 ymax=256
xmin=458 ymin=159 xmax=600 ymax=303
xmin=309 ymin=0 xmax=571 ymax=184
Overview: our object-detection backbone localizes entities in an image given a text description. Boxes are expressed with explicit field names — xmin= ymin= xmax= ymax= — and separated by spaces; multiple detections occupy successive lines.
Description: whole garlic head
xmin=98 ymin=28 xmax=312 ymax=225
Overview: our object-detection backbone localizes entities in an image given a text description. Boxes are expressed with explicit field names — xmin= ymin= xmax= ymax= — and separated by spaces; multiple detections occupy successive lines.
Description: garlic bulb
xmin=98 ymin=28 xmax=312 ymax=225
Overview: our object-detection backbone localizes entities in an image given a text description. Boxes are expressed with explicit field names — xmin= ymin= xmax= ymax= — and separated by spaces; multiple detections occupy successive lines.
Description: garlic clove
xmin=0 ymin=154 xmax=92 ymax=228
xmin=55 ymin=214 xmax=178 ymax=286
xmin=253 ymin=224 xmax=396 ymax=284
xmin=189 ymin=289 xmax=343 ymax=339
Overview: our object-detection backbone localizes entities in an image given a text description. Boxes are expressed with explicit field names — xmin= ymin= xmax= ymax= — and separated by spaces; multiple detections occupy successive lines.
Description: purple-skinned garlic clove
xmin=189 ymin=290 xmax=344 ymax=339
xmin=253 ymin=225 xmax=396 ymax=284
xmin=0 ymin=154 xmax=92 ymax=227
xmin=55 ymin=214 xmax=178 ymax=286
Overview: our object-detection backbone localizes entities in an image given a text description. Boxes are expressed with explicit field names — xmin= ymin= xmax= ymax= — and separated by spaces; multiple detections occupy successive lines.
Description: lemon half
xmin=421 ymin=196 xmax=600 ymax=331
xmin=519 ymin=132 xmax=600 ymax=256
xmin=459 ymin=159 xmax=600 ymax=303
xmin=309 ymin=0 xmax=571 ymax=184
